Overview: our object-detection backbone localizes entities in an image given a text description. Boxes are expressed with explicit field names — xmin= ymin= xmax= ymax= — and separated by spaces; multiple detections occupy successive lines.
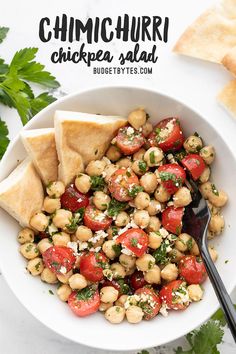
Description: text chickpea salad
xmin=18 ymin=109 xmax=227 ymax=324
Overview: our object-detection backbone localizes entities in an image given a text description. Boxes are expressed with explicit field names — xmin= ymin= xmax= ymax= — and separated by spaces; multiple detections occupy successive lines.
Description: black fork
xmin=182 ymin=178 xmax=236 ymax=341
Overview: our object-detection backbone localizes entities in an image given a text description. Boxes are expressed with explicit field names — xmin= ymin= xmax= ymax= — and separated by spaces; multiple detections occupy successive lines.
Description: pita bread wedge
xmin=173 ymin=0 xmax=236 ymax=63
xmin=0 ymin=158 xmax=44 ymax=227
xmin=21 ymin=128 xmax=58 ymax=185
xmin=222 ymin=46 xmax=236 ymax=76
xmin=217 ymin=79 xmax=236 ymax=118
xmin=54 ymin=110 xmax=127 ymax=186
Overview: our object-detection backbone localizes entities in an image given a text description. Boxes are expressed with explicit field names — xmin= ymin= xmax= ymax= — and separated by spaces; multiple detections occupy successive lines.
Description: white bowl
xmin=0 ymin=86 xmax=235 ymax=352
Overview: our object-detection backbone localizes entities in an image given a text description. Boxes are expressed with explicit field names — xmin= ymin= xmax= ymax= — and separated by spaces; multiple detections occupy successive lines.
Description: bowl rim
xmin=0 ymin=84 xmax=236 ymax=351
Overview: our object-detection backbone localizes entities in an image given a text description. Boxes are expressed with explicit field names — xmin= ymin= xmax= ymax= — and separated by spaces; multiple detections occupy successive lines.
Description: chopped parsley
xmin=149 ymin=151 xmax=156 ymax=164
xmin=186 ymin=238 xmax=193 ymax=251
xmin=66 ymin=207 xmax=85 ymax=232
xmin=90 ymin=176 xmax=105 ymax=191
xmin=211 ymin=184 xmax=219 ymax=196
xmin=153 ymin=242 xmax=169 ymax=265
xmin=138 ymin=160 xmax=147 ymax=172
xmin=130 ymin=237 xmax=138 ymax=247
xmin=35 ymin=261 xmax=41 ymax=271
xmin=128 ymin=185 xmax=143 ymax=198
xmin=76 ymin=285 xmax=96 ymax=301
xmin=112 ymin=244 xmax=122 ymax=257
xmin=48 ymin=289 xmax=54 ymax=295
xmin=116 ymin=279 xmax=131 ymax=294
xmin=159 ymin=171 xmax=183 ymax=187
xmin=107 ymin=199 xmax=128 ymax=217
xmin=126 ymin=171 xmax=131 ymax=177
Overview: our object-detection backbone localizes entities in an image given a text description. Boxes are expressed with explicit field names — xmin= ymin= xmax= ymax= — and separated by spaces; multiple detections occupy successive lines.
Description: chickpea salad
xmin=18 ymin=109 xmax=228 ymax=325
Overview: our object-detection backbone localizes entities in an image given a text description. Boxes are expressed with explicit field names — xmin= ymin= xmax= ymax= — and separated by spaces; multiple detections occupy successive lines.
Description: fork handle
xmin=201 ymin=241 xmax=236 ymax=341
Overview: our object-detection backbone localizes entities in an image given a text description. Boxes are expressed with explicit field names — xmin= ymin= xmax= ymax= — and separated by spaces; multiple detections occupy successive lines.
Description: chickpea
xmin=128 ymin=108 xmax=147 ymax=130
xmin=93 ymin=191 xmax=111 ymax=211
xmin=146 ymin=216 xmax=161 ymax=232
xmin=136 ymin=254 xmax=155 ymax=272
xmin=144 ymin=265 xmax=161 ymax=284
xmin=75 ymin=174 xmax=91 ymax=194
xmin=119 ymin=254 xmax=136 ymax=269
xmin=126 ymin=305 xmax=144 ymax=324
xmin=161 ymin=263 xmax=178 ymax=282
xmin=27 ymin=257 xmax=44 ymax=276
xmin=99 ymin=302 xmax=113 ymax=312
xmin=183 ymin=135 xmax=202 ymax=153
xmin=52 ymin=232 xmax=71 ymax=247
xmin=20 ymin=242 xmax=39 ymax=260
xmin=105 ymin=306 xmax=125 ymax=324
xmin=57 ymin=284 xmax=72 ymax=302
xmin=76 ymin=225 xmax=93 ymax=241
xmin=46 ymin=181 xmax=65 ymax=198
xmin=106 ymin=145 xmax=121 ymax=162
xmin=208 ymin=190 xmax=228 ymax=208
xmin=132 ymin=160 xmax=148 ymax=176
xmin=133 ymin=210 xmax=150 ymax=229
xmin=104 ymin=164 xmax=118 ymax=182
xmin=208 ymin=247 xmax=218 ymax=262
xmin=125 ymin=266 xmax=136 ymax=276
xmin=52 ymin=209 xmax=72 ymax=229
xmin=57 ymin=270 xmax=73 ymax=284
xmin=208 ymin=214 xmax=225 ymax=236
xmin=100 ymin=286 xmax=119 ymax=303
xmin=115 ymin=211 xmax=130 ymax=227
xmin=134 ymin=192 xmax=150 ymax=210
xmin=199 ymin=181 xmax=212 ymax=199
xmin=116 ymin=158 xmax=132 ymax=168
xmin=140 ymin=172 xmax=158 ymax=193
xmin=41 ymin=268 xmax=58 ymax=283
xmin=69 ymin=274 xmax=87 ymax=290
xmin=38 ymin=238 xmax=52 ymax=254
xmin=199 ymin=167 xmax=210 ymax=184
xmin=107 ymin=226 xmax=119 ymax=240
xmin=190 ymin=241 xmax=200 ymax=256
xmin=154 ymin=185 xmax=170 ymax=203
xmin=85 ymin=160 xmax=106 ymax=176
xmin=199 ymin=146 xmax=215 ymax=165
xmin=102 ymin=240 xmax=117 ymax=260
xmin=115 ymin=295 xmax=128 ymax=307
xmin=148 ymin=232 xmax=162 ymax=249
xmin=207 ymin=201 xmax=221 ymax=216
xmin=18 ymin=228 xmax=34 ymax=244
xmin=173 ymin=187 xmax=192 ymax=207
xmin=43 ymin=197 xmax=61 ymax=213
xmin=187 ymin=284 xmax=203 ymax=302
xmin=141 ymin=121 xmax=153 ymax=137
xmin=133 ymin=148 xmax=146 ymax=161
xmin=30 ymin=212 xmax=49 ymax=232
xmin=110 ymin=263 xmax=126 ymax=279
xmin=145 ymin=199 xmax=161 ymax=216
xmin=169 ymin=248 xmax=184 ymax=262
xmin=144 ymin=147 xmax=164 ymax=167
xmin=175 ymin=233 xmax=192 ymax=252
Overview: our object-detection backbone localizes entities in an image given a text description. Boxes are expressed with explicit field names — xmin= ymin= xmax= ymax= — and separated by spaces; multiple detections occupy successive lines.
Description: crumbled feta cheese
xmin=126 ymin=127 xmax=135 ymax=136
xmin=48 ymin=223 xmax=58 ymax=235
xmin=159 ymin=228 xmax=169 ymax=238
xmin=159 ymin=304 xmax=169 ymax=317
xmin=136 ymin=243 xmax=143 ymax=249
xmin=60 ymin=266 xmax=67 ymax=274
xmin=102 ymin=156 xmax=111 ymax=165
xmin=67 ymin=241 xmax=78 ymax=254
xmin=79 ymin=242 xmax=88 ymax=251
xmin=88 ymin=230 xmax=108 ymax=244
xmin=89 ymin=246 xmax=101 ymax=252
xmin=121 ymin=247 xmax=134 ymax=256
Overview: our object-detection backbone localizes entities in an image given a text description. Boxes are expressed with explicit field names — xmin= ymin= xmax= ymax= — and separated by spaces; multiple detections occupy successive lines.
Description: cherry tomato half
xmin=79 ymin=252 xmax=108 ymax=282
xmin=116 ymin=126 xmax=145 ymax=155
xmin=108 ymin=168 xmax=139 ymax=202
xmin=84 ymin=205 xmax=112 ymax=231
xmin=158 ymin=164 xmax=186 ymax=194
xmin=130 ymin=271 xmax=147 ymax=290
xmin=42 ymin=246 xmax=76 ymax=274
xmin=148 ymin=118 xmax=184 ymax=152
xmin=179 ymin=255 xmax=207 ymax=284
xmin=181 ymin=154 xmax=205 ymax=181
xmin=116 ymin=228 xmax=148 ymax=257
xmin=60 ymin=184 xmax=89 ymax=212
xmin=159 ymin=280 xmax=189 ymax=310
xmin=162 ymin=206 xmax=184 ymax=235
xmin=135 ymin=287 xmax=161 ymax=320
xmin=68 ymin=285 xmax=100 ymax=317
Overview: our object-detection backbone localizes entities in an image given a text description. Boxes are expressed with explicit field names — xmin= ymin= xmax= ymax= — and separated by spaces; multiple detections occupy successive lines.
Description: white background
xmin=0 ymin=0 xmax=236 ymax=353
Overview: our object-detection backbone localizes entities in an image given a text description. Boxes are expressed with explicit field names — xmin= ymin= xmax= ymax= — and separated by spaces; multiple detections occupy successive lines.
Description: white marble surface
xmin=0 ymin=0 xmax=236 ymax=353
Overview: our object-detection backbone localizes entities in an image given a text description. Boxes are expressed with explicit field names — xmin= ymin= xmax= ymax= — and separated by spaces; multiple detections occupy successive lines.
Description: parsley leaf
xmin=90 ymin=175 xmax=105 ymax=191
xmin=0 ymin=27 xmax=9 ymax=43
xmin=0 ymin=118 xmax=9 ymax=159
xmin=29 ymin=92 xmax=56 ymax=117
xmin=211 ymin=305 xmax=236 ymax=327
xmin=152 ymin=241 xmax=169 ymax=265
xmin=76 ymin=285 xmax=96 ymax=301
xmin=128 ymin=185 xmax=143 ymax=198
xmin=107 ymin=199 xmax=128 ymax=217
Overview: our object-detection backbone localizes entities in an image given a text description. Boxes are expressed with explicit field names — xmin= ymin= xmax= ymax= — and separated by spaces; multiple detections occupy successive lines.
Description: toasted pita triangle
xmin=217 ymin=79 xmax=236 ymax=118
xmin=0 ymin=158 xmax=44 ymax=227
xmin=54 ymin=110 xmax=127 ymax=186
xmin=21 ymin=128 xmax=58 ymax=185
xmin=174 ymin=0 xmax=236 ymax=63
xmin=222 ymin=46 xmax=236 ymax=76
